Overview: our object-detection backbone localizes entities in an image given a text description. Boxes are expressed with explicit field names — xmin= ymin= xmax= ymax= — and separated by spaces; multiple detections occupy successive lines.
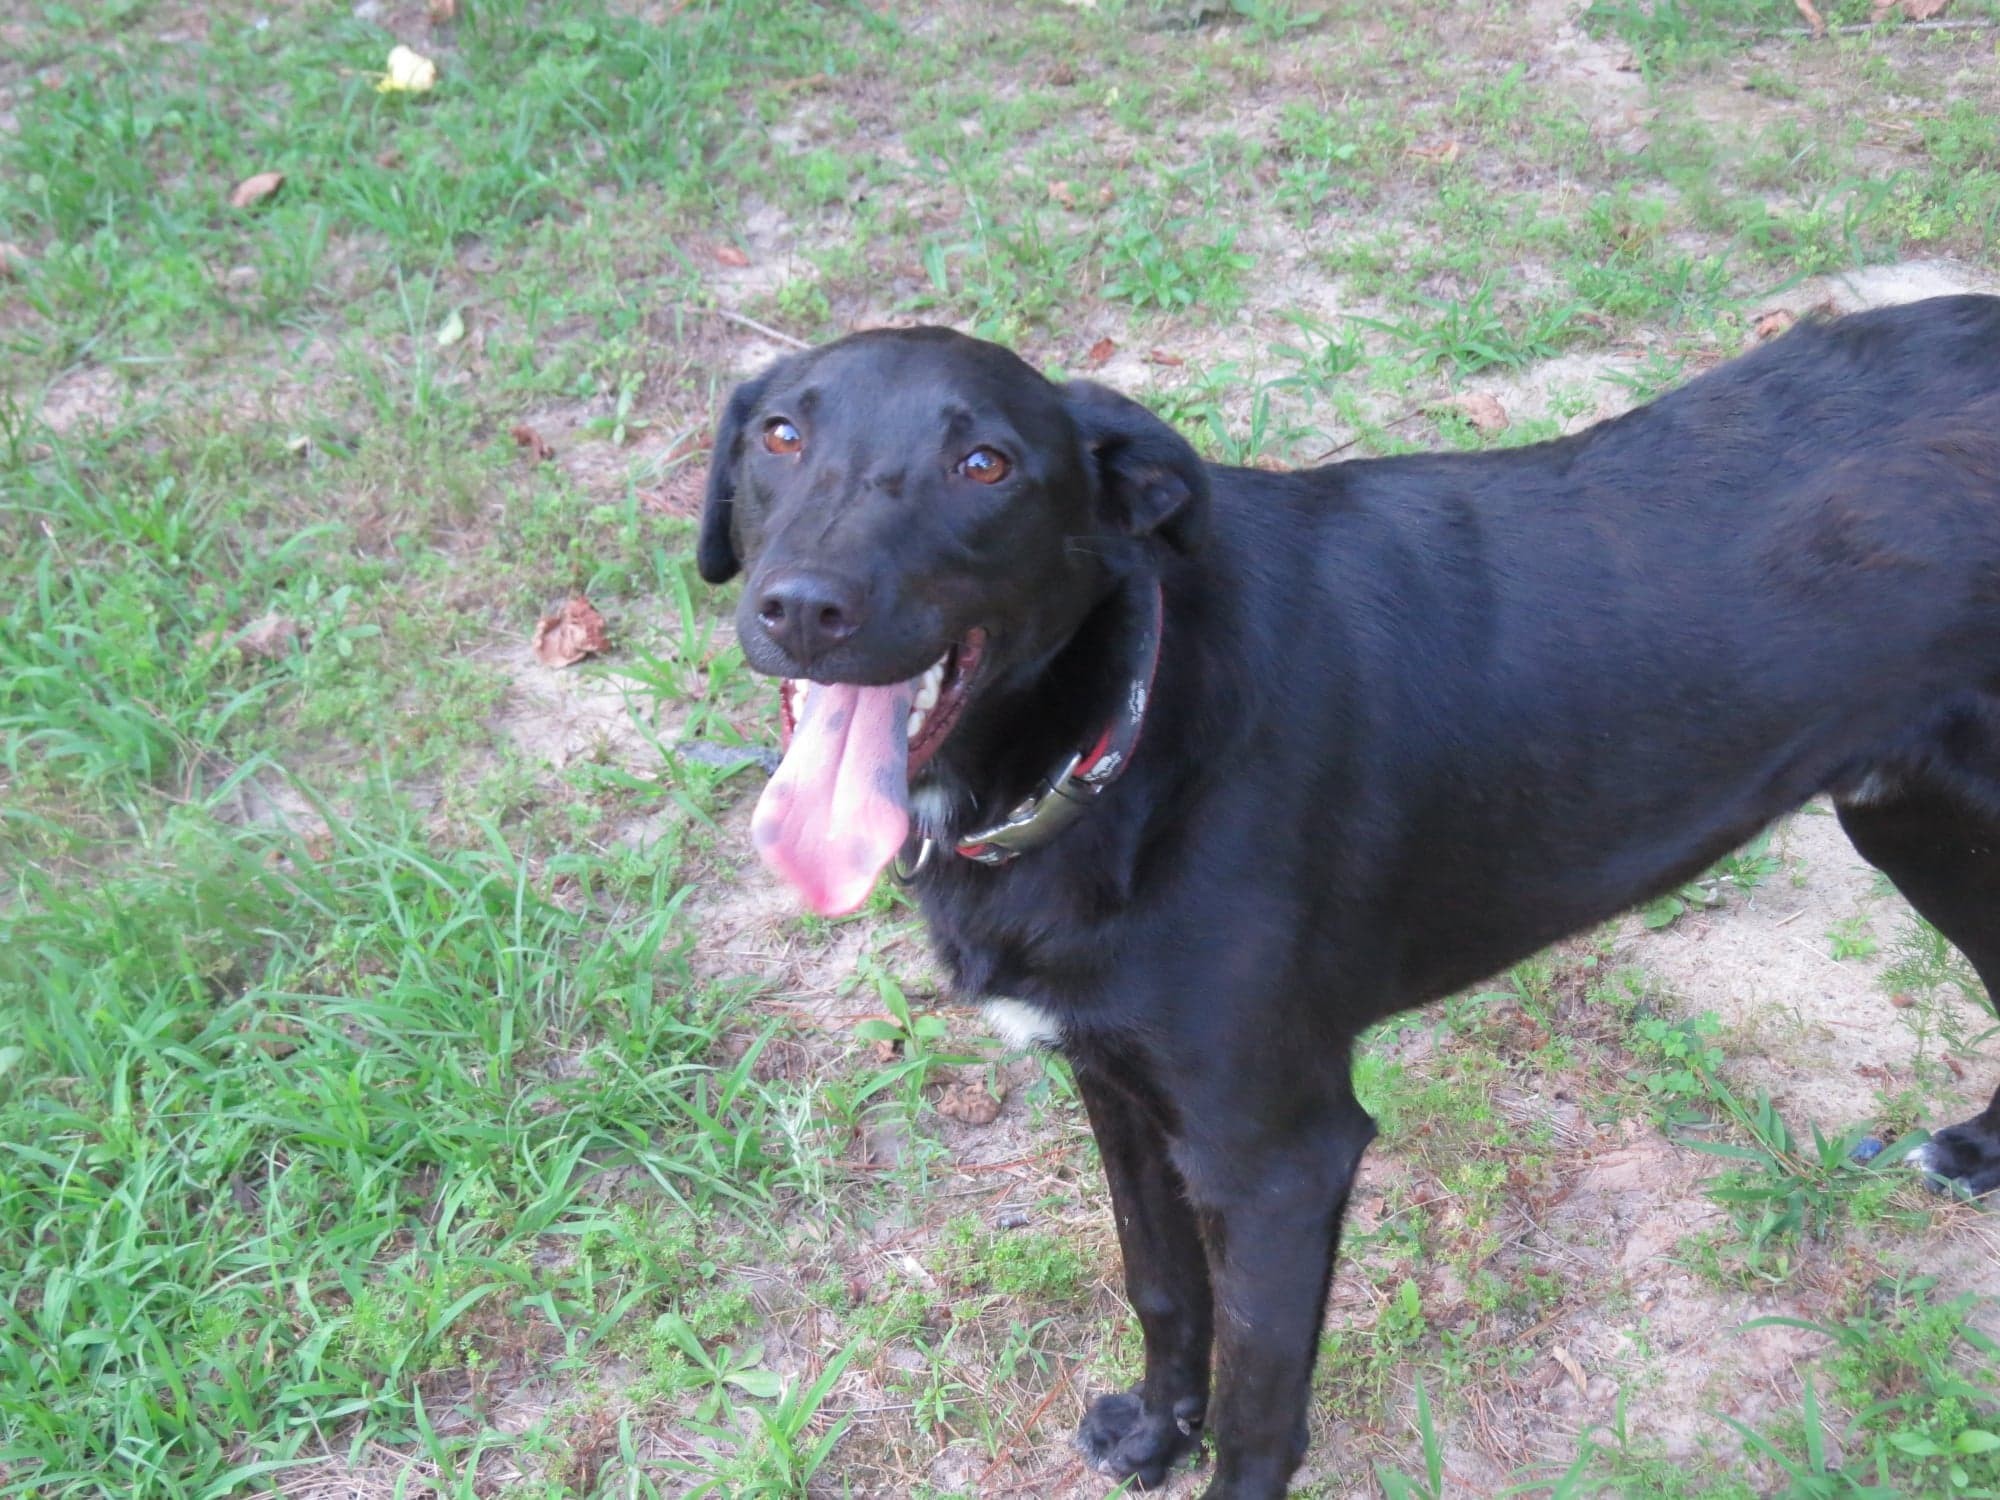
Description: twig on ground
xmin=679 ymin=304 xmax=813 ymax=350
xmin=1729 ymin=16 xmax=1999 ymax=32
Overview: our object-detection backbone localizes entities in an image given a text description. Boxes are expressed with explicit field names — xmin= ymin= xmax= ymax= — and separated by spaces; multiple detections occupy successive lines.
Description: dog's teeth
xmin=907 ymin=709 xmax=926 ymax=738
xmin=915 ymin=681 xmax=939 ymax=712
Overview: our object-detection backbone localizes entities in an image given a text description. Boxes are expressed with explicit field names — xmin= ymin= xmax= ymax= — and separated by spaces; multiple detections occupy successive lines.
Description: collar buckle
xmin=952 ymin=752 xmax=1094 ymax=865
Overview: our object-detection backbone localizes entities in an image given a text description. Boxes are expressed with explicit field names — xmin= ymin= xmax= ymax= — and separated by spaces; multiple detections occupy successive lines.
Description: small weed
xmin=1101 ymin=213 xmax=1256 ymax=315
xmin=1826 ymin=917 xmax=1879 ymax=962
xmin=943 ymin=1217 xmax=1094 ymax=1305
xmin=1349 ymin=283 xmax=1580 ymax=377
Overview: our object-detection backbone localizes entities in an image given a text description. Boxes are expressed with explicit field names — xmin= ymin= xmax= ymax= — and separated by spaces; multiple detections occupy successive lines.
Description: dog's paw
xmin=1913 ymin=1123 xmax=2000 ymax=1198
xmin=1076 ymin=1388 xmax=1205 ymax=1488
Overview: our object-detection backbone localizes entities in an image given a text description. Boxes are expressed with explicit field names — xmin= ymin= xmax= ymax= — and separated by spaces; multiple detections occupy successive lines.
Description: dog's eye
xmin=763 ymin=419 xmax=803 ymax=456
xmin=960 ymin=447 xmax=1010 ymax=484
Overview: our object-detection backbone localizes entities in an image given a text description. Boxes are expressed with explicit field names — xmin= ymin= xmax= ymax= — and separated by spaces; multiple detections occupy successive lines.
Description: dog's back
xmin=1183 ymin=297 xmax=2000 ymax=1001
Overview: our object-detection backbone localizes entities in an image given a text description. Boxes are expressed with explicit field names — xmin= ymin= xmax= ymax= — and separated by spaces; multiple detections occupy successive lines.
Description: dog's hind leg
xmin=1073 ymin=1065 xmax=1213 ymax=1488
xmin=1838 ymin=783 xmax=2000 ymax=1194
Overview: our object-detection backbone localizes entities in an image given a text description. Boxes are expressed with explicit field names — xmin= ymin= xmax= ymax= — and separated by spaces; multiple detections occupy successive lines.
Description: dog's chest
xmin=919 ymin=860 xmax=1123 ymax=1018
xmin=979 ymin=997 xmax=1064 ymax=1048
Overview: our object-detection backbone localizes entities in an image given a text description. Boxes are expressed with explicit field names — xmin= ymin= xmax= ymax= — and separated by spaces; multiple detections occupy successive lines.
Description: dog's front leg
xmin=1182 ymin=1089 xmax=1376 ymax=1500
xmin=1072 ymin=1063 xmax=1214 ymax=1488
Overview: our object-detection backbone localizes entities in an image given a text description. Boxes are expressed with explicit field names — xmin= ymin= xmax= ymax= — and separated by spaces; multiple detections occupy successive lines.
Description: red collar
xmin=899 ymin=579 xmax=1164 ymax=877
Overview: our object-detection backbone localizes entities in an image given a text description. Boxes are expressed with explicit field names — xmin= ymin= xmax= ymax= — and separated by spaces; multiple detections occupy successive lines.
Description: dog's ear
xmin=1062 ymin=379 xmax=1210 ymax=552
xmin=696 ymin=371 xmax=772 ymax=584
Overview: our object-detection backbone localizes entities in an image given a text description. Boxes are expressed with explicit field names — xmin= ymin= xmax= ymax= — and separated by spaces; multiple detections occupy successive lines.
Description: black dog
xmin=697 ymin=297 xmax=2000 ymax=1499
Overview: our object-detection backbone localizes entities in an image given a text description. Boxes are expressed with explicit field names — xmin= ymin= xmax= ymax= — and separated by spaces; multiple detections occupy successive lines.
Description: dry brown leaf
xmin=239 ymin=1013 xmax=303 ymax=1059
xmin=1436 ymin=392 xmax=1509 ymax=435
xmin=936 ymin=1080 xmax=1003 ymax=1126
xmin=1084 ymin=336 xmax=1116 ymax=369
xmin=228 ymin=171 xmax=285 ymax=210
xmin=1753 ymin=308 xmax=1797 ymax=341
xmin=510 ymin=424 xmax=556 ymax=462
xmin=375 ymin=146 xmax=403 ymax=169
xmin=1551 ymin=1345 xmax=1589 ymax=1399
xmin=0 ymin=242 xmax=27 ymax=279
xmin=1889 ymin=991 xmax=1917 ymax=1008
xmin=1408 ymin=139 xmax=1462 ymax=165
xmin=532 ymin=597 xmax=610 ymax=668
xmin=1794 ymin=0 xmax=1826 ymax=33
xmin=1146 ymin=349 xmax=1184 ymax=368
xmin=428 ymin=0 xmax=457 ymax=20
xmin=234 ymin=612 xmax=303 ymax=659
xmin=1048 ymin=179 xmax=1077 ymax=209
xmin=714 ymin=244 xmax=750 ymax=269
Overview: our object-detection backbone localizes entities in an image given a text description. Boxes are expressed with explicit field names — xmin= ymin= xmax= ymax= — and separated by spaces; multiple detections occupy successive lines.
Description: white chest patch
xmin=982 ymin=998 xmax=1063 ymax=1050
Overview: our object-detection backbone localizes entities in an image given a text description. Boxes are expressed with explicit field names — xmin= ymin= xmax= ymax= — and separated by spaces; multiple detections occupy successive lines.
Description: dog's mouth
xmin=753 ymin=629 xmax=987 ymax=917
xmin=777 ymin=630 xmax=986 ymax=776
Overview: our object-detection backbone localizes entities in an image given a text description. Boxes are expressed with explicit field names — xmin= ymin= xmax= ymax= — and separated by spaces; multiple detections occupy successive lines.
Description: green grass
xmin=7 ymin=0 xmax=2000 ymax=1493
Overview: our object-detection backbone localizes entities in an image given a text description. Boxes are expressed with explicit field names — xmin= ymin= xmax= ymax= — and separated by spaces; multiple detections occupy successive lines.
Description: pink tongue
xmin=751 ymin=680 xmax=912 ymax=917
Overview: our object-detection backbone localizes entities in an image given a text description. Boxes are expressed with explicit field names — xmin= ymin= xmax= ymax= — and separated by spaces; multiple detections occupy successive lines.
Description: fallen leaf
xmin=510 ymin=424 xmax=556 ymax=461
xmin=1408 ymin=138 xmax=1462 ymax=165
xmin=1551 ymin=1344 xmax=1589 ymax=1399
xmin=435 ymin=308 xmax=466 ymax=347
xmin=532 ymin=597 xmax=610 ymax=668
xmin=428 ymin=0 xmax=457 ymax=20
xmin=1050 ymin=63 xmax=1076 ymax=86
xmin=239 ymin=1013 xmax=303 ymax=1059
xmin=1435 ymin=391 xmax=1509 ymax=435
xmin=228 ymin=171 xmax=285 ymax=209
xmin=714 ymin=244 xmax=750 ymax=268
xmin=936 ymin=1080 xmax=1003 ymax=1125
xmin=377 ymin=44 xmax=438 ymax=94
xmin=1146 ymin=348 xmax=1184 ymax=367
xmin=1084 ymin=336 xmax=1116 ymax=368
xmin=1753 ymin=308 xmax=1796 ymax=341
xmin=375 ymin=146 xmax=403 ymax=169
xmin=234 ymin=612 xmax=303 ymax=659
xmin=1794 ymin=0 xmax=1826 ymax=32
xmin=1048 ymin=179 xmax=1078 ymax=209
xmin=1889 ymin=991 xmax=1916 ymax=1008
xmin=0 ymin=242 xmax=28 ymax=279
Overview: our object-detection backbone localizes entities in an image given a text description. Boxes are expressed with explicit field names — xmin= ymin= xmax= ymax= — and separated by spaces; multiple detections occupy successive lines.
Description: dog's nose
xmin=755 ymin=570 xmax=864 ymax=665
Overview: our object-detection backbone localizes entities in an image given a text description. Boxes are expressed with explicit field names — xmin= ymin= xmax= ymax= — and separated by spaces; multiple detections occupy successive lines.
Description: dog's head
xmin=697 ymin=326 xmax=1206 ymax=914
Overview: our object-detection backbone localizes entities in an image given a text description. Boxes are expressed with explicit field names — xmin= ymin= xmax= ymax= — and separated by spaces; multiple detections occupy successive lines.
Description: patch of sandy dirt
xmin=491 ymin=645 xmax=677 ymax=774
xmin=1620 ymin=807 xmax=1922 ymax=1126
